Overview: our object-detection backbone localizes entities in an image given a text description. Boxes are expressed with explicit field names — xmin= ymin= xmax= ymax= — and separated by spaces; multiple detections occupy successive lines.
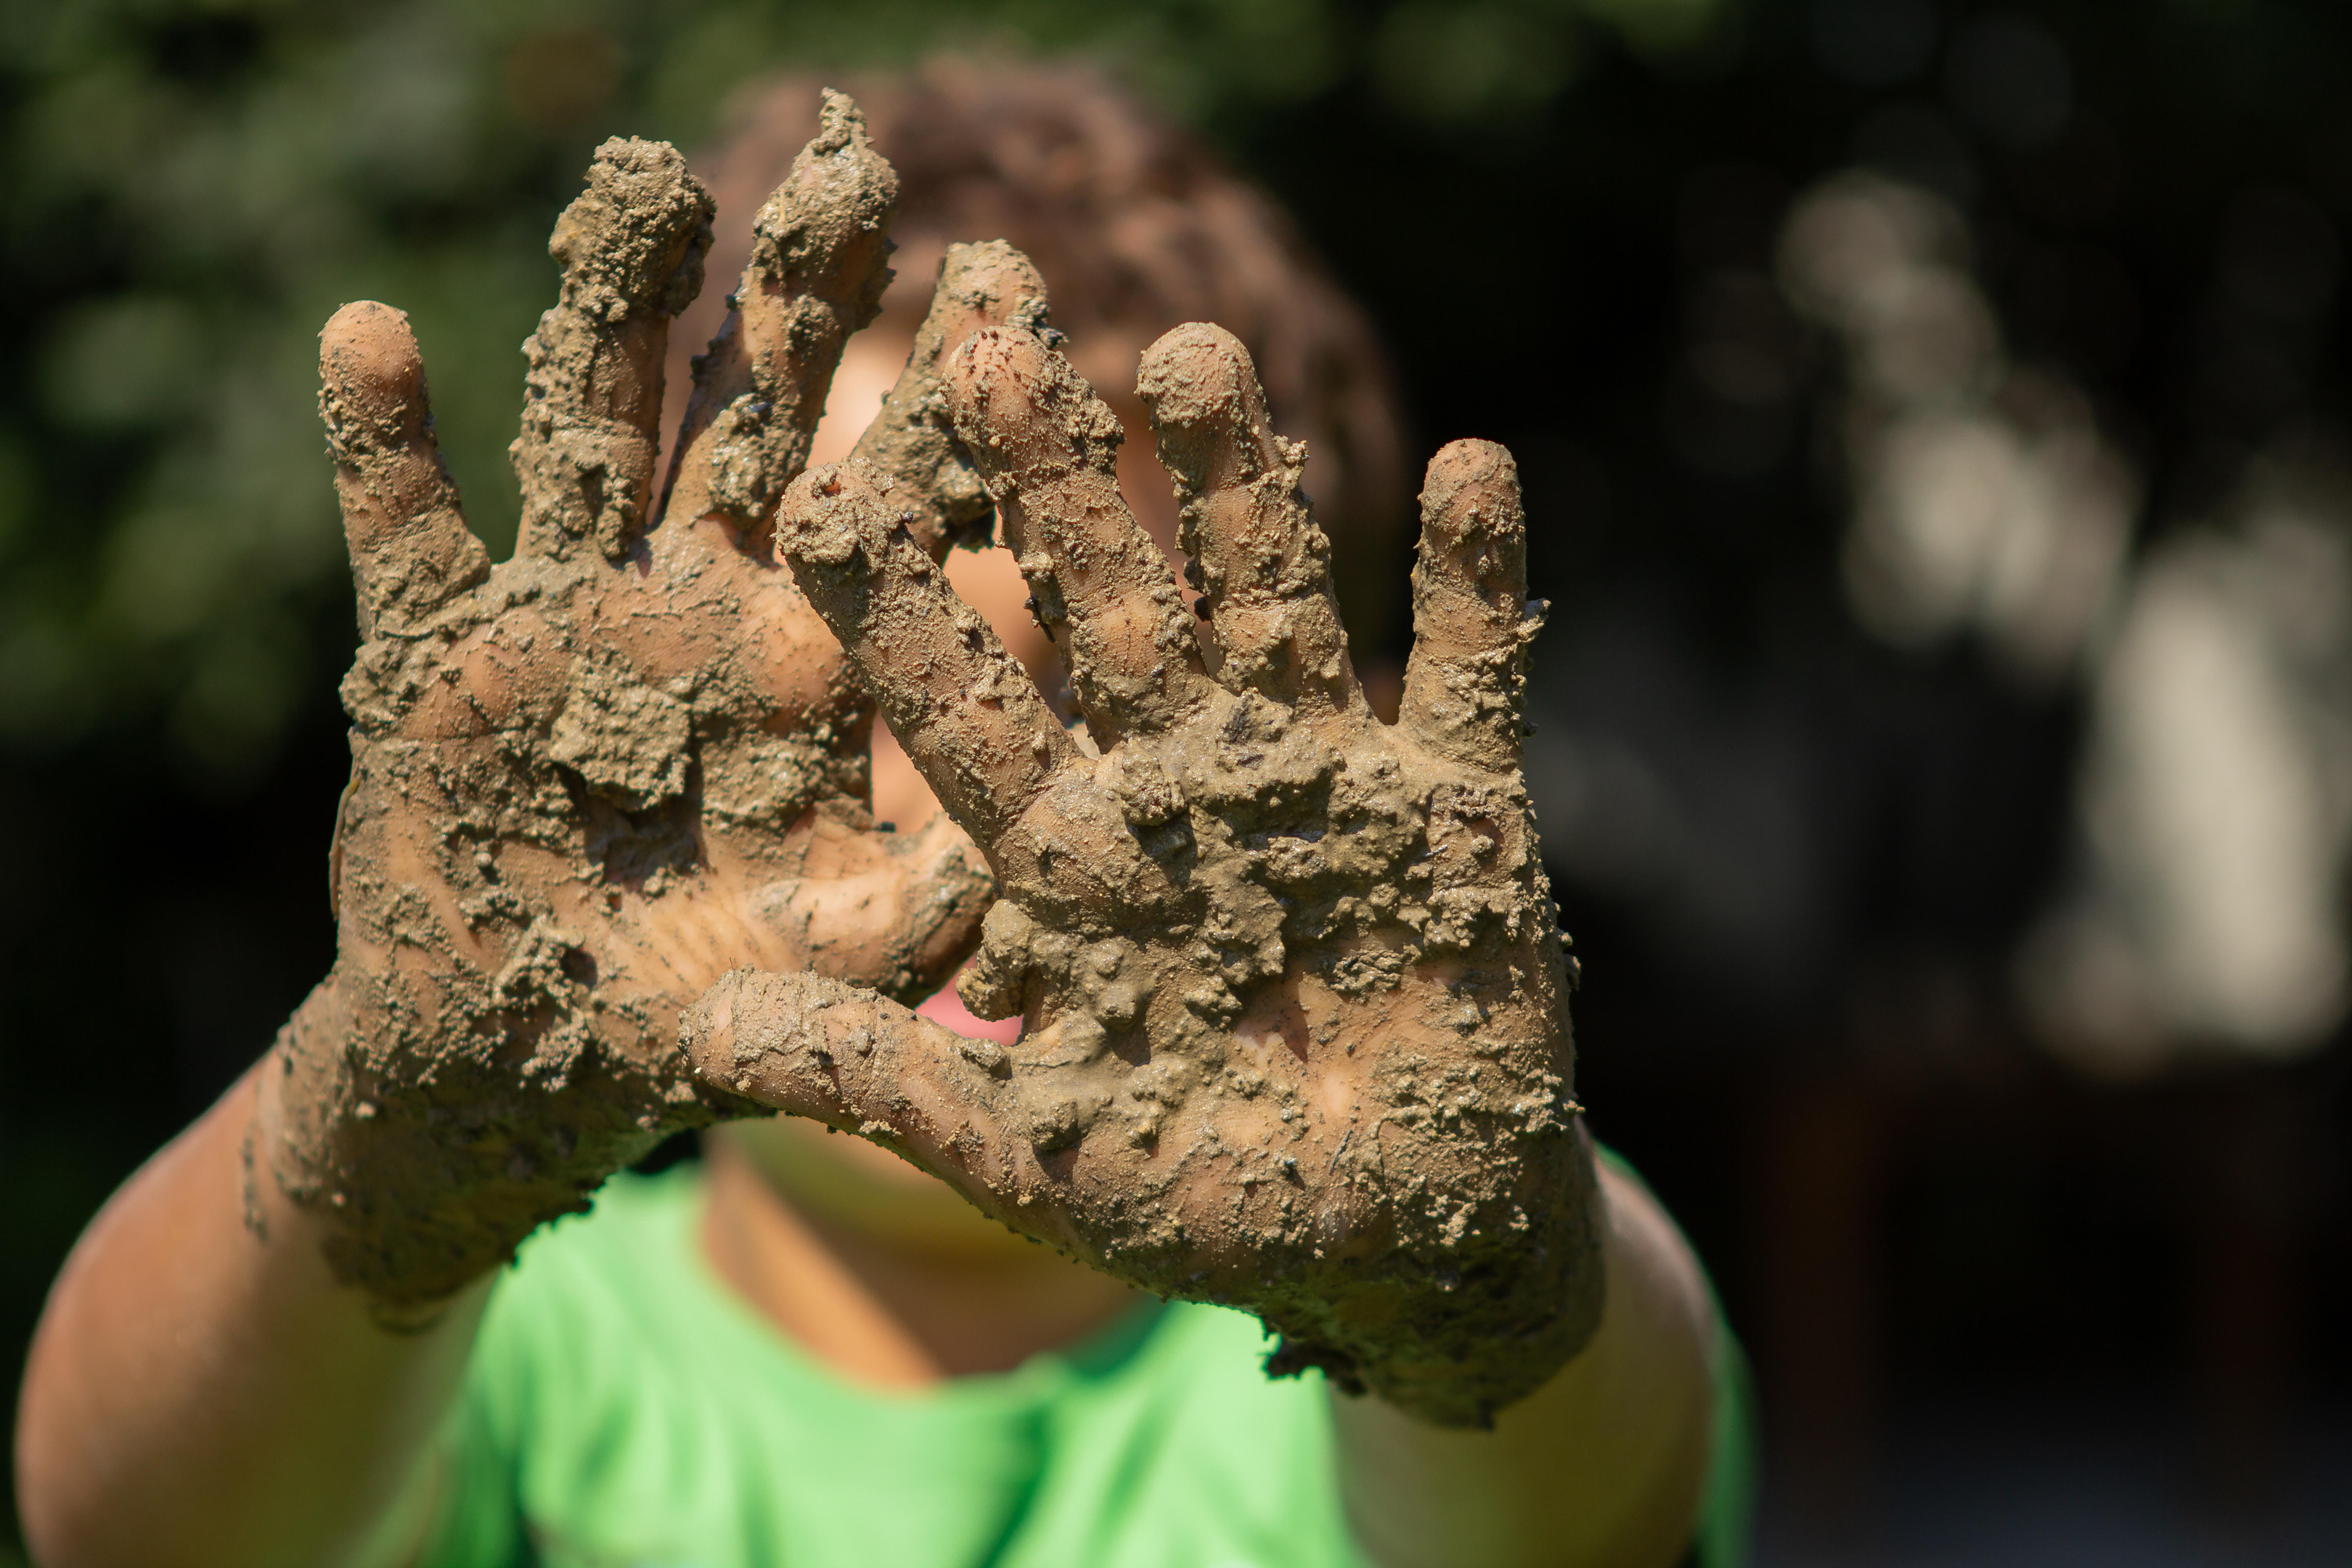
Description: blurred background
xmin=5 ymin=0 xmax=2352 ymax=1561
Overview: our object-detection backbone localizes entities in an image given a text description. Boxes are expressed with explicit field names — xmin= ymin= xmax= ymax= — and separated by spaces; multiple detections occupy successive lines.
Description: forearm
xmin=1332 ymin=1161 xmax=1719 ymax=1568
xmin=15 ymin=1048 xmax=490 ymax=1568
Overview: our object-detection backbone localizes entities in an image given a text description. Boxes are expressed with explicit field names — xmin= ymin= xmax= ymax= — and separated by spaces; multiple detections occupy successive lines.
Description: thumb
xmin=682 ymin=970 xmax=1080 ymax=1247
xmin=759 ymin=811 xmax=995 ymax=1007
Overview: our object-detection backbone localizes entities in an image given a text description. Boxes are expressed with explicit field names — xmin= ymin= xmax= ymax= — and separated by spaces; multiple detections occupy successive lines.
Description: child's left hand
xmin=685 ymin=311 xmax=1603 ymax=1428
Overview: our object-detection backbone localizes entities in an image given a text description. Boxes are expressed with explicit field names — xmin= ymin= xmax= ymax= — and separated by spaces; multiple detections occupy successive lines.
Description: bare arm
xmin=1332 ymin=1161 xmax=1719 ymax=1568
xmin=15 ymin=1053 xmax=486 ymax=1568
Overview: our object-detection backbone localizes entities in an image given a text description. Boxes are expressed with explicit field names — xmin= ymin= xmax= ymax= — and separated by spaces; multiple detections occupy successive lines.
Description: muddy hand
xmin=687 ymin=317 xmax=1604 ymax=1426
xmin=268 ymin=94 xmax=1040 ymax=1314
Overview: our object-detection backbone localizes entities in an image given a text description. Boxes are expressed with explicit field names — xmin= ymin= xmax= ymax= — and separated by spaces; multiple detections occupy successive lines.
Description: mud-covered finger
xmin=1399 ymin=440 xmax=1540 ymax=771
xmin=683 ymin=969 xmax=1087 ymax=1251
xmin=319 ymin=303 xmax=488 ymax=637
xmin=511 ymin=138 xmax=714 ymax=563
xmin=660 ymin=91 xmax=897 ymax=539
xmin=777 ymin=458 xmax=1079 ymax=849
xmin=1136 ymin=322 xmax=1359 ymax=716
xmin=946 ymin=327 xmax=1205 ymax=743
xmin=761 ymin=811 xmax=996 ymax=1005
xmin=848 ymin=241 xmax=1050 ymax=560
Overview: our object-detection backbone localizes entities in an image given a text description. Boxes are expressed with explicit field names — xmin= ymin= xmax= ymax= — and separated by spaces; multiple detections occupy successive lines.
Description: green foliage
xmin=0 ymin=0 xmax=1729 ymax=789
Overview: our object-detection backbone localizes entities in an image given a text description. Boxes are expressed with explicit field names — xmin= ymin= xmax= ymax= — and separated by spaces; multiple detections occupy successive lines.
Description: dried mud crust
xmin=271 ymin=101 xmax=1010 ymax=1310
xmin=697 ymin=321 xmax=1605 ymax=1426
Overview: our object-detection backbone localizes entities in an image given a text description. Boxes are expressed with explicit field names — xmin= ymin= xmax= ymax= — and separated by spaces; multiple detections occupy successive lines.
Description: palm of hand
xmin=276 ymin=102 xmax=1019 ymax=1308
xmin=689 ymin=319 xmax=1603 ymax=1426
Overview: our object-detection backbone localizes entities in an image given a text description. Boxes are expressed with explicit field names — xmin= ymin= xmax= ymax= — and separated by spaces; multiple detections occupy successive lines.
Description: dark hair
xmin=670 ymin=56 xmax=1410 ymax=653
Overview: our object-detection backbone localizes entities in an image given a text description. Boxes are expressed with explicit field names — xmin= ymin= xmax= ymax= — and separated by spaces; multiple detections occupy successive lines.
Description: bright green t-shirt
xmin=423 ymin=1158 xmax=1754 ymax=1568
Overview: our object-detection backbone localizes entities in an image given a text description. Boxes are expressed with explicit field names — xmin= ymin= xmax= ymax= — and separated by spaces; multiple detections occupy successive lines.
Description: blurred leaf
xmin=0 ymin=589 xmax=98 ymax=746
xmin=41 ymin=295 xmax=211 ymax=428
xmin=1373 ymin=3 xmax=1582 ymax=126
xmin=0 ymin=435 xmax=30 ymax=558
xmin=1582 ymin=0 xmax=1728 ymax=54
xmin=169 ymin=611 xmax=309 ymax=785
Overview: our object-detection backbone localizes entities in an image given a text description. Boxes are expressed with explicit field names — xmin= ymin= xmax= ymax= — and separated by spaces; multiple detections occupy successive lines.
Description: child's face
xmin=712 ymin=1116 xmax=1043 ymax=1260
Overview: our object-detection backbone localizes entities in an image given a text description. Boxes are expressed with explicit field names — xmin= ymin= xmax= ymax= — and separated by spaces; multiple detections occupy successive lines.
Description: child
xmin=17 ymin=65 xmax=1748 ymax=1568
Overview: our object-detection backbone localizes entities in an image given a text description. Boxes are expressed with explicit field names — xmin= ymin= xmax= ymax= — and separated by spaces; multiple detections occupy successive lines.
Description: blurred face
xmin=715 ymin=1113 xmax=1035 ymax=1258
xmin=715 ymin=323 xmax=1184 ymax=1249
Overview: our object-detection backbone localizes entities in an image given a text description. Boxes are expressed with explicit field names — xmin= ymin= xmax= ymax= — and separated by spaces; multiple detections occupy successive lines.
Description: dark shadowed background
xmin=7 ymin=1 xmax=2352 ymax=1561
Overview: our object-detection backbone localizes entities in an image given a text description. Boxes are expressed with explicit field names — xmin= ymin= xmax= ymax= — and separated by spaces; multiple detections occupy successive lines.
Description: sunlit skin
xmin=15 ymin=113 xmax=1718 ymax=1568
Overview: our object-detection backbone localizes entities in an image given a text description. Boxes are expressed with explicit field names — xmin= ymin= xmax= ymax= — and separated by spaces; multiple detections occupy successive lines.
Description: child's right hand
xmin=265 ymin=98 xmax=1027 ymax=1316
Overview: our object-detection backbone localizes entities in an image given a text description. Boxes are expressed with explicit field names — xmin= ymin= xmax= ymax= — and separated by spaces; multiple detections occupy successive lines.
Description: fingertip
xmin=1418 ymin=438 xmax=1524 ymax=550
xmin=322 ymin=301 xmax=420 ymax=377
xmin=1402 ymin=438 xmax=1532 ymax=766
xmin=945 ymin=324 xmax=1058 ymax=418
xmin=945 ymin=323 xmax=1018 ymax=399
xmin=551 ymin=137 xmax=714 ymax=317
xmin=320 ymin=302 xmax=429 ymax=447
xmin=939 ymin=240 xmax=1050 ymax=324
xmin=891 ymin=814 xmax=997 ymax=1001
xmin=946 ymin=325 xmax=1127 ymax=490
xmin=1414 ymin=438 xmax=1527 ymax=617
xmin=1134 ymin=321 xmax=1252 ymax=437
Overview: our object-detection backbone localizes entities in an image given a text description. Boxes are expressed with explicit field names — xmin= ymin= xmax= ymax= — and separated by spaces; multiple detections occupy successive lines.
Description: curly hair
xmin=669 ymin=55 xmax=1410 ymax=655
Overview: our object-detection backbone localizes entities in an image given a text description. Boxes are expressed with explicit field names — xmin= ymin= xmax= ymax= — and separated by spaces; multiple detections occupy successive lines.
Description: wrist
xmin=260 ymin=957 xmax=727 ymax=1315
xmin=1344 ymin=1120 xmax=1609 ymax=1430
xmin=252 ymin=976 xmax=353 ymax=1208
xmin=256 ymin=971 xmax=550 ymax=1316
xmin=243 ymin=1032 xmax=478 ymax=1334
